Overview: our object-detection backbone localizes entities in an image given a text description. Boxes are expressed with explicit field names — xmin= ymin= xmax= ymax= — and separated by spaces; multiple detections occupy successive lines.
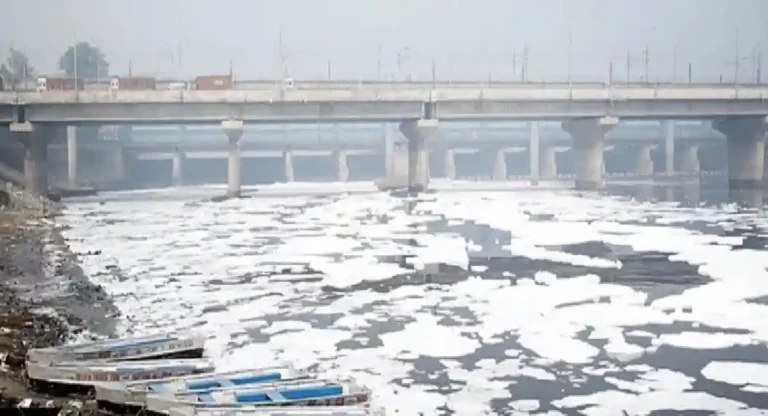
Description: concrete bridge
xmin=2 ymin=83 xmax=768 ymax=124
xmin=1 ymin=81 xmax=766 ymax=196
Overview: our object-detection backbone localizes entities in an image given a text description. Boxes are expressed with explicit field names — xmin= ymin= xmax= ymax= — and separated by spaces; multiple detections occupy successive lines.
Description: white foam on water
xmin=58 ymin=183 xmax=768 ymax=415
xmin=380 ymin=314 xmax=481 ymax=358
xmin=702 ymin=361 xmax=768 ymax=392
xmin=655 ymin=332 xmax=757 ymax=350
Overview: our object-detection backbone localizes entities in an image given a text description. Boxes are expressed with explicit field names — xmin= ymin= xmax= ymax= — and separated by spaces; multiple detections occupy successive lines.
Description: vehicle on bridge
xmin=109 ymin=76 xmax=157 ymax=91
xmin=167 ymin=81 xmax=189 ymax=91
xmin=194 ymin=74 xmax=233 ymax=90
xmin=36 ymin=76 xmax=84 ymax=92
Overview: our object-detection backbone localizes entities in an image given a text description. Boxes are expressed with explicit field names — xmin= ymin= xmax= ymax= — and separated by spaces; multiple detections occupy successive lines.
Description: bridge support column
xmin=562 ymin=116 xmax=618 ymax=190
xmin=634 ymin=145 xmax=655 ymax=177
xmin=222 ymin=119 xmax=244 ymax=198
xmin=529 ymin=122 xmax=540 ymax=184
xmin=335 ymin=150 xmax=349 ymax=182
xmin=664 ymin=120 xmax=675 ymax=177
xmin=540 ymin=145 xmax=558 ymax=180
xmin=283 ymin=150 xmax=295 ymax=182
xmin=172 ymin=147 xmax=185 ymax=186
xmin=384 ymin=124 xmax=396 ymax=178
xmin=11 ymin=122 xmax=51 ymax=195
xmin=66 ymin=126 xmax=78 ymax=187
xmin=400 ymin=119 xmax=438 ymax=192
xmin=493 ymin=149 xmax=507 ymax=180
xmin=715 ymin=117 xmax=768 ymax=190
xmin=678 ymin=144 xmax=700 ymax=175
xmin=113 ymin=146 xmax=127 ymax=185
xmin=443 ymin=149 xmax=456 ymax=180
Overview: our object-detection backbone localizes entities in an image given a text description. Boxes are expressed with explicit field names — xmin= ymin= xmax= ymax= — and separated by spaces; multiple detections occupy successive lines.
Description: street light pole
xmin=567 ymin=26 xmax=572 ymax=86
xmin=734 ymin=27 xmax=740 ymax=85
xmin=643 ymin=45 xmax=649 ymax=82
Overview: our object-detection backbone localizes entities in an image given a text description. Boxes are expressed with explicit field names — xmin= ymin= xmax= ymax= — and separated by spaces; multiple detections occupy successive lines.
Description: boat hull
xmin=168 ymin=405 xmax=385 ymax=416
xmin=27 ymin=359 xmax=214 ymax=395
xmin=27 ymin=334 xmax=205 ymax=364
xmin=95 ymin=367 xmax=308 ymax=410
xmin=146 ymin=380 xmax=371 ymax=415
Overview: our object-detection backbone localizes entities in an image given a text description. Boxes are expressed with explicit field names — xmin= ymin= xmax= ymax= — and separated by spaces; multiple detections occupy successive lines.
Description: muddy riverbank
xmin=0 ymin=184 xmax=118 ymax=409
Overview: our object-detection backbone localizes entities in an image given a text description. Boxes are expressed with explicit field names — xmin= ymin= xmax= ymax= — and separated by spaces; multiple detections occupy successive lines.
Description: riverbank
xmin=0 ymin=183 xmax=118 ymax=408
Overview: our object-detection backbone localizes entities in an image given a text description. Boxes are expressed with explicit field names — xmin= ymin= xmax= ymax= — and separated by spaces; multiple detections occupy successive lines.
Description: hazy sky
xmin=3 ymin=0 xmax=767 ymax=82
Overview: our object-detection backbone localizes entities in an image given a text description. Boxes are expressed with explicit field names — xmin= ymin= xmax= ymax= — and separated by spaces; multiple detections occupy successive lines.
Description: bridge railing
xmin=4 ymin=78 xmax=766 ymax=93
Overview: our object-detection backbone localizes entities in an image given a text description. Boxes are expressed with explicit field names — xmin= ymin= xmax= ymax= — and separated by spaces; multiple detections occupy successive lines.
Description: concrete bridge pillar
xmin=443 ymin=149 xmax=456 ymax=180
xmin=664 ymin=120 xmax=675 ymax=177
xmin=529 ymin=122 xmax=540 ymax=184
xmin=11 ymin=122 xmax=51 ymax=195
xmin=335 ymin=150 xmax=349 ymax=182
xmin=222 ymin=119 xmax=244 ymax=198
xmin=540 ymin=145 xmax=558 ymax=180
xmin=172 ymin=147 xmax=185 ymax=186
xmin=400 ymin=119 xmax=438 ymax=192
xmin=493 ymin=149 xmax=507 ymax=180
xmin=384 ymin=124 xmax=396 ymax=178
xmin=678 ymin=144 xmax=701 ymax=175
xmin=562 ymin=116 xmax=618 ymax=190
xmin=113 ymin=146 xmax=126 ymax=184
xmin=715 ymin=116 xmax=768 ymax=189
xmin=66 ymin=126 xmax=78 ymax=187
xmin=283 ymin=150 xmax=295 ymax=182
xmin=634 ymin=145 xmax=655 ymax=177
xmin=392 ymin=143 xmax=408 ymax=177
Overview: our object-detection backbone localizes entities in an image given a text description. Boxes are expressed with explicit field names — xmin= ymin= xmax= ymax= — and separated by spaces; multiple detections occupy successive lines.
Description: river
xmin=58 ymin=180 xmax=768 ymax=415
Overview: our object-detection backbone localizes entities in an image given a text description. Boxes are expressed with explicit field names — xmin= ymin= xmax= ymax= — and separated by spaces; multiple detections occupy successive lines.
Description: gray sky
xmin=3 ymin=0 xmax=767 ymax=82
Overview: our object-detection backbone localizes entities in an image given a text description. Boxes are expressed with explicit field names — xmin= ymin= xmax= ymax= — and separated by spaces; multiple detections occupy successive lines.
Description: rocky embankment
xmin=0 ymin=183 xmax=118 ymax=410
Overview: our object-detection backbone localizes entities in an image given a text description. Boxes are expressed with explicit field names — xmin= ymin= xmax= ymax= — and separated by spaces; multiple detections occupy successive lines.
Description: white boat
xmin=96 ymin=366 xmax=309 ymax=409
xmin=27 ymin=358 xmax=214 ymax=389
xmin=168 ymin=405 xmax=385 ymax=416
xmin=27 ymin=333 xmax=205 ymax=364
xmin=146 ymin=379 xmax=371 ymax=415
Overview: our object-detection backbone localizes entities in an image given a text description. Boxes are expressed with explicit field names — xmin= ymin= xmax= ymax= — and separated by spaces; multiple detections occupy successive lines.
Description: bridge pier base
xmin=223 ymin=119 xmax=244 ymax=198
xmin=563 ymin=117 xmax=617 ymax=190
xmin=283 ymin=150 xmax=295 ymax=182
xmin=540 ymin=145 xmax=558 ymax=180
xmin=400 ymin=119 xmax=438 ymax=192
xmin=443 ymin=149 xmax=456 ymax=180
xmin=634 ymin=145 xmax=655 ymax=177
xmin=11 ymin=122 xmax=51 ymax=195
xmin=335 ymin=150 xmax=349 ymax=182
xmin=678 ymin=144 xmax=700 ymax=176
xmin=493 ymin=149 xmax=507 ymax=180
xmin=715 ymin=117 xmax=768 ymax=190
xmin=529 ymin=122 xmax=540 ymax=184
xmin=66 ymin=126 xmax=78 ymax=188
xmin=172 ymin=148 xmax=185 ymax=186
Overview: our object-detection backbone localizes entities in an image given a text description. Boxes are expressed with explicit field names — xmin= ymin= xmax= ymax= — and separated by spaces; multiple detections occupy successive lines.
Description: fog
xmin=3 ymin=0 xmax=767 ymax=82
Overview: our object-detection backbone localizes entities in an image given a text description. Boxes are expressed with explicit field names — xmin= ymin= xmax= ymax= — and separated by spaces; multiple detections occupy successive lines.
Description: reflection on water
xmin=612 ymin=180 xmax=765 ymax=213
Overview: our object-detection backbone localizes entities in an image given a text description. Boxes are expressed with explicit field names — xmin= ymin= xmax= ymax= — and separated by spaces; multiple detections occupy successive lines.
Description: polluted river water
xmin=57 ymin=180 xmax=768 ymax=415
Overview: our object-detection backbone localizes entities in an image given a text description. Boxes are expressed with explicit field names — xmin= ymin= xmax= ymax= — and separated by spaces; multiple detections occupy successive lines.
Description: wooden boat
xmin=27 ymin=358 xmax=214 ymax=395
xmin=26 ymin=333 xmax=205 ymax=364
xmin=95 ymin=366 xmax=310 ymax=411
xmin=168 ymin=405 xmax=385 ymax=416
xmin=146 ymin=379 xmax=371 ymax=415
